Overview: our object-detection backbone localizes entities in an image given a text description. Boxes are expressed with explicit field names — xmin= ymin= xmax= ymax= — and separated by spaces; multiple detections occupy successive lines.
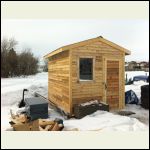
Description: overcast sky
xmin=1 ymin=19 xmax=149 ymax=62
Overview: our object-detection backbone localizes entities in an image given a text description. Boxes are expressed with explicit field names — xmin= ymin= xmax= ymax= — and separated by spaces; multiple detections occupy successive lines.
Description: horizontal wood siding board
xmin=71 ymin=40 xmax=124 ymax=108
xmin=48 ymin=51 xmax=70 ymax=113
xmin=48 ymin=38 xmax=125 ymax=113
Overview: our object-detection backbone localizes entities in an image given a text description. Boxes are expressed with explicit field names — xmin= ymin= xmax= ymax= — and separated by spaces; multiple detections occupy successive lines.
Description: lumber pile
xmin=9 ymin=114 xmax=64 ymax=131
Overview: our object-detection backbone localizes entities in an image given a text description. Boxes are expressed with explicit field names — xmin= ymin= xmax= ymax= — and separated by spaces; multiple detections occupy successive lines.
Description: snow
xmin=125 ymin=71 xmax=149 ymax=81
xmin=80 ymin=100 xmax=108 ymax=107
xmin=1 ymin=71 xmax=149 ymax=131
xmin=80 ymin=100 xmax=99 ymax=106
xmin=63 ymin=110 xmax=148 ymax=131
xmin=125 ymin=71 xmax=149 ymax=103
xmin=1 ymin=72 xmax=48 ymax=106
xmin=123 ymin=104 xmax=149 ymax=126
xmin=125 ymin=81 xmax=149 ymax=103
xmin=1 ymin=72 xmax=47 ymax=95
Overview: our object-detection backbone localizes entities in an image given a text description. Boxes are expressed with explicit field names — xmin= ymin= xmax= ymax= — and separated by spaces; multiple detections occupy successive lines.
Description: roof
xmin=44 ymin=36 xmax=131 ymax=59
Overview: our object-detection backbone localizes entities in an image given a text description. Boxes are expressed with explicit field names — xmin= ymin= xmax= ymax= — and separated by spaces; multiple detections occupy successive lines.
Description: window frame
xmin=77 ymin=56 xmax=95 ymax=83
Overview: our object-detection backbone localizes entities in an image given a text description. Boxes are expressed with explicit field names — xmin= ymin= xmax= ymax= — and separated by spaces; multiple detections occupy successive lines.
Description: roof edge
xmin=44 ymin=48 xmax=63 ymax=59
xmin=99 ymin=37 xmax=131 ymax=55
xmin=44 ymin=36 xmax=131 ymax=58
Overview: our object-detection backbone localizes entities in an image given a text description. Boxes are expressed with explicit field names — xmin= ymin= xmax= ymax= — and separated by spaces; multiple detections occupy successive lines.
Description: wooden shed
xmin=44 ymin=36 xmax=131 ymax=115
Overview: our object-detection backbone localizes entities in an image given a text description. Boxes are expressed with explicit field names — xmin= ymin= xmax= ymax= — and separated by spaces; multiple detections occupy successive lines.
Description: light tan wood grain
xmin=47 ymin=37 xmax=128 ymax=114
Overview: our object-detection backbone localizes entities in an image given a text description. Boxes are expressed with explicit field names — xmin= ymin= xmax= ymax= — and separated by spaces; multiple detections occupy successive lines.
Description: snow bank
xmin=124 ymin=104 xmax=149 ymax=126
xmin=1 ymin=72 xmax=48 ymax=106
xmin=63 ymin=110 xmax=148 ymax=131
xmin=1 ymin=72 xmax=48 ymax=94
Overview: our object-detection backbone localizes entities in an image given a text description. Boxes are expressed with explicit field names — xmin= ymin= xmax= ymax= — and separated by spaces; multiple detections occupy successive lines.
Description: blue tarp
xmin=125 ymin=90 xmax=139 ymax=104
xmin=133 ymin=75 xmax=149 ymax=82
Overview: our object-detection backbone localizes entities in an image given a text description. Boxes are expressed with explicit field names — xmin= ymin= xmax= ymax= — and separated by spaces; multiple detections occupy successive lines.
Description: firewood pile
xmin=9 ymin=113 xmax=64 ymax=131
xmin=73 ymin=100 xmax=109 ymax=119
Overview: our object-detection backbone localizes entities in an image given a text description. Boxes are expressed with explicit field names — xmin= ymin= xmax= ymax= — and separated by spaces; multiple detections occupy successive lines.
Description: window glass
xmin=79 ymin=58 xmax=93 ymax=80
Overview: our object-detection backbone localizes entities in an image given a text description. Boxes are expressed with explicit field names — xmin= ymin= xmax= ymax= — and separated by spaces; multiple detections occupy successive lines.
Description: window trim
xmin=77 ymin=56 xmax=95 ymax=83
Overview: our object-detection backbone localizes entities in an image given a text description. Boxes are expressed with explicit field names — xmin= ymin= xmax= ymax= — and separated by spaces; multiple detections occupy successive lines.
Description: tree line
xmin=1 ymin=38 xmax=39 ymax=78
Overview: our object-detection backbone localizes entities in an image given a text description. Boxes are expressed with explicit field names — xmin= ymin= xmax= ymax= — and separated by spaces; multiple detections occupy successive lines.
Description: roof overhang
xmin=44 ymin=36 xmax=131 ymax=59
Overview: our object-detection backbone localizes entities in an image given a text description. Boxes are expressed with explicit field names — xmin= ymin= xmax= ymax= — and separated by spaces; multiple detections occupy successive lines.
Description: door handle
xmin=103 ymin=82 xmax=107 ymax=90
xmin=105 ymin=83 xmax=107 ymax=90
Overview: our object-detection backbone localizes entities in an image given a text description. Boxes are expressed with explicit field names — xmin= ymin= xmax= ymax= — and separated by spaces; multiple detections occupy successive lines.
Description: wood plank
xmin=48 ymin=38 xmax=126 ymax=113
xmin=48 ymin=50 xmax=70 ymax=114
xmin=106 ymin=60 xmax=119 ymax=109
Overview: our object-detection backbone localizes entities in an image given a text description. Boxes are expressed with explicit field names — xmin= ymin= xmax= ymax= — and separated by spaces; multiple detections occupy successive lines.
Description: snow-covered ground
xmin=1 ymin=72 xmax=48 ymax=106
xmin=1 ymin=71 xmax=149 ymax=131
xmin=125 ymin=81 xmax=149 ymax=103
xmin=125 ymin=71 xmax=149 ymax=81
xmin=63 ymin=110 xmax=148 ymax=131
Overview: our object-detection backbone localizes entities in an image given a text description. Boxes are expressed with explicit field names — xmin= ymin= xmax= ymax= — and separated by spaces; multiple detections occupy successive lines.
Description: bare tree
xmin=1 ymin=38 xmax=39 ymax=77
xmin=1 ymin=38 xmax=18 ymax=52
xmin=18 ymin=48 xmax=39 ymax=76
xmin=7 ymin=48 xmax=18 ymax=77
xmin=1 ymin=38 xmax=18 ymax=77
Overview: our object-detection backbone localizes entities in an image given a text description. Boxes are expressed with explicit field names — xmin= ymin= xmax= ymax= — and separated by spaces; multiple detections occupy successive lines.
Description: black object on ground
xmin=125 ymin=90 xmax=139 ymax=104
xmin=141 ymin=85 xmax=149 ymax=109
xmin=18 ymin=89 xmax=28 ymax=108
xmin=54 ymin=118 xmax=64 ymax=130
xmin=73 ymin=101 xmax=109 ymax=119
xmin=147 ymin=76 xmax=149 ymax=83
xmin=125 ymin=79 xmax=133 ymax=85
xmin=54 ymin=118 xmax=63 ymax=124
xmin=25 ymin=97 xmax=48 ymax=121
xmin=117 ymin=110 xmax=136 ymax=116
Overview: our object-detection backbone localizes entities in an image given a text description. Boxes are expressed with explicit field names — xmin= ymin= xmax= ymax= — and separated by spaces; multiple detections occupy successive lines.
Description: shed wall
xmin=71 ymin=41 xmax=125 ymax=110
xmin=48 ymin=51 xmax=70 ymax=113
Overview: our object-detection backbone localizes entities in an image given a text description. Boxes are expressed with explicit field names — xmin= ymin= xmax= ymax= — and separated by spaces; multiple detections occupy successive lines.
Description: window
xmin=79 ymin=58 xmax=93 ymax=80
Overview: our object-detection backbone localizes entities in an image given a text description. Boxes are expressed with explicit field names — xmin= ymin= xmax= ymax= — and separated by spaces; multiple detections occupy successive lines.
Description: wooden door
xmin=106 ymin=60 xmax=119 ymax=109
